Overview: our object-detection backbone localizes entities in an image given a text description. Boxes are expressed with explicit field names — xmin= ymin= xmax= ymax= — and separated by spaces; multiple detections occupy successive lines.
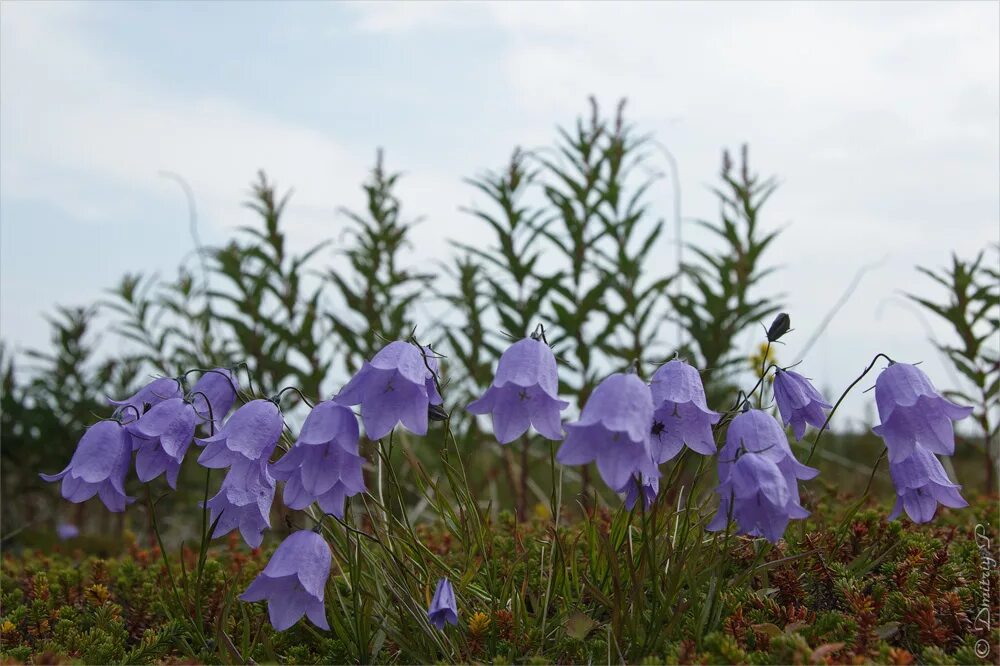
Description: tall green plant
xmin=209 ymin=172 xmax=330 ymax=398
xmin=326 ymin=150 xmax=433 ymax=374
xmin=669 ymin=145 xmax=782 ymax=405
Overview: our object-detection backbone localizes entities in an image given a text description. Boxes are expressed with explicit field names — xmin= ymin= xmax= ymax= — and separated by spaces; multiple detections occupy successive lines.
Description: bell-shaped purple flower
xmin=707 ymin=452 xmax=795 ymax=543
xmin=467 ymin=337 xmax=569 ymax=443
xmin=335 ymin=341 xmax=443 ymax=440
xmin=189 ymin=368 xmax=239 ymax=426
xmin=556 ymin=373 xmax=658 ymax=491
xmin=427 ymin=577 xmax=458 ymax=630
xmin=125 ymin=397 xmax=197 ymax=488
xmin=772 ymin=369 xmax=832 ymax=441
xmin=270 ymin=400 xmax=366 ymax=518
xmin=109 ymin=377 xmax=182 ymax=423
xmin=40 ymin=420 xmax=135 ymax=512
xmin=649 ymin=359 xmax=720 ymax=461
xmin=56 ymin=523 xmax=80 ymax=540
xmin=197 ymin=399 xmax=283 ymax=469
xmin=620 ymin=472 xmax=659 ymax=511
xmin=205 ymin=460 xmax=275 ymax=548
xmin=888 ymin=443 xmax=968 ymax=523
xmin=707 ymin=409 xmax=816 ymax=542
xmin=240 ymin=530 xmax=331 ymax=631
xmin=871 ymin=362 xmax=973 ymax=463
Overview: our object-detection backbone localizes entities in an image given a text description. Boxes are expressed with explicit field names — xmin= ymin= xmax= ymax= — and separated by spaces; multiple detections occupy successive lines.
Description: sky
xmin=1 ymin=1 xmax=998 ymax=428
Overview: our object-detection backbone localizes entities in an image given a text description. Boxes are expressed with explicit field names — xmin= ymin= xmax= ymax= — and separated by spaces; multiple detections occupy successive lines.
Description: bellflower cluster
xmin=467 ymin=336 xmax=569 ymax=443
xmin=270 ymin=400 xmax=366 ymax=518
xmin=427 ymin=577 xmax=459 ymax=630
xmin=870 ymin=362 xmax=971 ymax=523
xmin=241 ymin=530 xmax=331 ymax=631
xmin=707 ymin=409 xmax=817 ymax=543
xmin=197 ymin=399 xmax=283 ymax=546
xmin=556 ymin=372 xmax=657 ymax=491
xmin=41 ymin=370 xmax=239 ymax=509
xmin=336 ymin=341 xmax=444 ymax=440
xmin=649 ymin=359 xmax=720 ymax=462
xmin=772 ymin=368 xmax=832 ymax=441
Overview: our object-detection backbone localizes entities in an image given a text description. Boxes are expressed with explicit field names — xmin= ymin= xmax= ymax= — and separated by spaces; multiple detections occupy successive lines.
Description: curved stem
xmin=805 ymin=352 xmax=893 ymax=465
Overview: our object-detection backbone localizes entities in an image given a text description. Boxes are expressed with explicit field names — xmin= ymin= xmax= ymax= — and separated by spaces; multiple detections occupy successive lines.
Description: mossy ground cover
xmin=2 ymin=493 xmax=996 ymax=665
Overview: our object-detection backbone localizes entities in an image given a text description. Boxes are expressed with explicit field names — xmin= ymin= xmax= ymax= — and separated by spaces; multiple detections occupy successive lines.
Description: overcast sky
xmin=1 ymin=1 xmax=997 ymax=427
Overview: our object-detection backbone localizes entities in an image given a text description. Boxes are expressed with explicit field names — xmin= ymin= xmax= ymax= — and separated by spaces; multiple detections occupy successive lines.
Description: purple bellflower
xmin=888 ymin=443 xmax=968 ymax=523
xmin=772 ymin=368 xmax=832 ymax=441
xmin=707 ymin=409 xmax=817 ymax=542
xmin=649 ymin=359 xmax=721 ymax=462
xmin=427 ymin=577 xmax=458 ymax=630
xmin=40 ymin=420 xmax=135 ymax=512
xmin=556 ymin=372 xmax=658 ymax=491
xmin=197 ymin=399 xmax=283 ymax=470
xmin=108 ymin=377 xmax=182 ymax=423
xmin=190 ymin=368 xmax=239 ymax=426
xmin=872 ymin=362 xmax=973 ymax=464
xmin=467 ymin=337 xmax=569 ymax=443
xmin=240 ymin=530 xmax=331 ymax=631
xmin=125 ymin=397 xmax=197 ymax=488
xmin=620 ymin=472 xmax=659 ymax=511
xmin=56 ymin=523 xmax=80 ymax=540
xmin=270 ymin=400 xmax=366 ymax=518
xmin=335 ymin=341 xmax=444 ymax=440
xmin=206 ymin=460 xmax=276 ymax=548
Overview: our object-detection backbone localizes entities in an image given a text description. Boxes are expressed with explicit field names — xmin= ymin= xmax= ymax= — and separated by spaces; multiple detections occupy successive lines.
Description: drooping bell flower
xmin=556 ymin=372 xmax=658 ymax=491
xmin=197 ymin=399 xmax=283 ymax=470
xmin=240 ymin=529 xmax=331 ymax=631
xmin=335 ymin=341 xmax=444 ymax=440
xmin=467 ymin=336 xmax=569 ymax=443
xmin=888 ymin=443 xmax=968 ymax=523
xmin=189 ymin=368 xmax=239 ymax=426
xmin=708 ymin=408 xmax=816 ymax=542
xmin=108 ymin=377 xmax=182 ymax=423
xmin=427 ymin=577 xmax=458 ymax=630
xmin=56 ymin=523 xmax=80 ymax=540
xmin=40 ymin=420 xmax=135 ymax=512
xmin=706 ymin=451 xmax=795 ymax=543
xmin=125 ymin=397 xmax=197 ymax=488
xmin=205 ymin=460 xmax=276 ymax=548
xmin=649 ymin=359 xmax=720 ymax=462
xmin=772 ymin=368 xmax=832 ymax=441
xmin=270 ymin=400 xmax=366 ymax=518
xmin=871 ymin=362 xmax=973 ymax=463
xmin=620 ymin=472 xmax=659 ymax=511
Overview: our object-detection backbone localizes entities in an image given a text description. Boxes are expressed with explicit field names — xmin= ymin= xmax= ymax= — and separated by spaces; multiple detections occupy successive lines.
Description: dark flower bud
xmin=766 ymin=313 xmax=791 ymax=342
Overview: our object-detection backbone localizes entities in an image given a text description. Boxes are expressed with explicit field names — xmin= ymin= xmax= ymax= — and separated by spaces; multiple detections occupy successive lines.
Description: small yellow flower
xmin=748 ymin=343 xmax=779 ymax=382
xmin=468 ymin=611 xmax=490 ymax=636
xmin=1 ymin=619 xmax=17 ymax=636
xmin=532 ymin=502 xmax=551 ymax=520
